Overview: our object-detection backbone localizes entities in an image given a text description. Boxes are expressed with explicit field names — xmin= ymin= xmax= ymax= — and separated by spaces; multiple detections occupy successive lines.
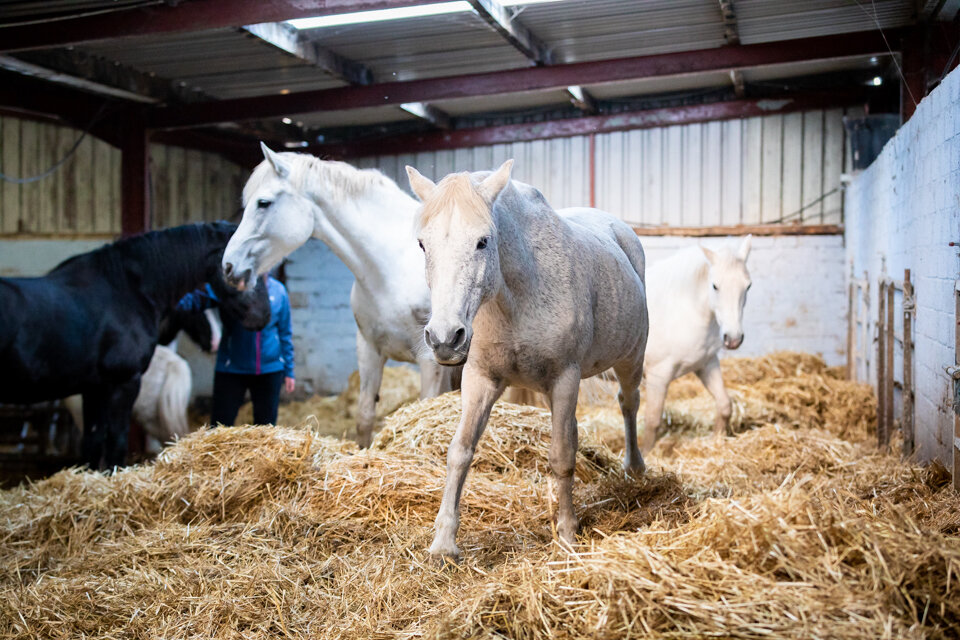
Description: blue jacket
xmin=177 ymin=276 xmax=295 ymax=378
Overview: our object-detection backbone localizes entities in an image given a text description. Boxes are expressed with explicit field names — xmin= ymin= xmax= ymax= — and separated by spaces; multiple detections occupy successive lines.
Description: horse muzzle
xmin=723 ymin=333 xmax=744 ymax=350
xmin=222 ymin=262 xmax=253 ymax=291
xmin=425 ymin=324 xmax=470 ymax=366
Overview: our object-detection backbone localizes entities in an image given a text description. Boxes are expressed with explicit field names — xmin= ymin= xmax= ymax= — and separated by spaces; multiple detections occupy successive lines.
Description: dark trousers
xmin=211 ymin=370 xmax=284 ymax=426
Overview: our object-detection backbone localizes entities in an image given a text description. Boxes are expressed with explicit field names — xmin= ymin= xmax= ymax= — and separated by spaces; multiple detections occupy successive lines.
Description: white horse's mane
xmin=243 ymin=152 xmax=403 ymax=206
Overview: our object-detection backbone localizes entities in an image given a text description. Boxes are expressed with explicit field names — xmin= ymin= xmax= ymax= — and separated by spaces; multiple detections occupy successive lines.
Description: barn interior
xmin=1 ymin=1 xmax=960 ymax=637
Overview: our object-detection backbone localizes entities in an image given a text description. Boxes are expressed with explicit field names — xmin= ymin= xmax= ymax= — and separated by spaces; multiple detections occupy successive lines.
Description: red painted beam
xmin=0 ymin=1 xmax=431 ymax=53
xmin=313 ymin=89 xmax=869 ymax=158
xmin=149 ymin=29 xmax=901 ymax=129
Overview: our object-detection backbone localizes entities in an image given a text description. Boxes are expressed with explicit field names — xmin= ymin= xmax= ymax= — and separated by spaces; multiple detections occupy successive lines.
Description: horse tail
xmin=158 ymin=354 xmax=192 ymax=442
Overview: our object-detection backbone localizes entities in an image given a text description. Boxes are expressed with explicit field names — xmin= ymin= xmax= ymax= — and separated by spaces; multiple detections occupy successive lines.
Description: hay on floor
xmin=2 ymin=353 xmax=958 ymax=639
xmin=231 ymin=365 xmax=421 ymax=438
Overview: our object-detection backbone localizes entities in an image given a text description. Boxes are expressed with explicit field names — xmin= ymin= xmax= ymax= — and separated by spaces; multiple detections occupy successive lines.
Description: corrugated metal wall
xmin=0 ymin=115 xmax=245 ymax=236
xmin=355 ymin=107 xmax=860 ymax=226
xmin=354 ymin=136 xmax=591 ymax=209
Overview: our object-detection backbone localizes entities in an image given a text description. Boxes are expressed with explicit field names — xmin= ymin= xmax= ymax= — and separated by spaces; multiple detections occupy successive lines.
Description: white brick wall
xmin=288 ymin=234 xmax=848 ymax=395
xmin=845 ymin=66 xmax=960 ymax=465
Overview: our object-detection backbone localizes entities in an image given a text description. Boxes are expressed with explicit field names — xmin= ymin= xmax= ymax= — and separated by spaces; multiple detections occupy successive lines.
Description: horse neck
xmin=305 ymin=175 xmax=420 ymax=292
xmin=487 ymin=184 xmax=551 ymax=316
xmin=119 ymin=228 xmax=217 ymax=315
xmin=686 ymin=252 xmax=717 ymax=326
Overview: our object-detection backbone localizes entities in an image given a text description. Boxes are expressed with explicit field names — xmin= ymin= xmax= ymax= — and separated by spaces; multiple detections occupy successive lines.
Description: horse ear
xmin=477 ymin=159 xmax=514 ymax=205
xmin=405 ymin=165 xmax=436 ymax=201
xmin=260 ymin=141 xmax=290 ymax=180
xmin=700 ymin=246 xmax=717 ymax=264
xmin=737 ymin=234 xmax=752 ymax=261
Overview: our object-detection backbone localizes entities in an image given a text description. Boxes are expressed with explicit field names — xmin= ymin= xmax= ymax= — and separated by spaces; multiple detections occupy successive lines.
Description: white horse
xmin=406 ymin=160 xmax=649 ymax=560
xmin=64 ymin=345 xmax=193 ymax=455
xmin=641 ymin=238 xmax=752 ymax=451
xmin=221 ymin=144 xmax=458 ymax=447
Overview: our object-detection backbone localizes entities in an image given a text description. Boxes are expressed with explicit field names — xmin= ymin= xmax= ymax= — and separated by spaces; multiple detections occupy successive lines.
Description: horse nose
xmin=724 ymin=332 xmax=744 ymax=349
xmin=425 ymin=325 xmax=466 ymax=350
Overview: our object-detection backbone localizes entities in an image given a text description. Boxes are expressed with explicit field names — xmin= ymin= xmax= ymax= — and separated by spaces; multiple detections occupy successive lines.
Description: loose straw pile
xmin=2 ymin=353 xmax=957 ymax=639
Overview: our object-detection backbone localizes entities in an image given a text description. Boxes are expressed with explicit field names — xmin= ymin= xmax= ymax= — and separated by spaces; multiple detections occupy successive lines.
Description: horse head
xmin=701 ymin=235 xmax=752 ymax=350
xmin=406 ymin=159 xmax=514 ymax=366
xmin=222 ymin=143 xmax=316 ymax=291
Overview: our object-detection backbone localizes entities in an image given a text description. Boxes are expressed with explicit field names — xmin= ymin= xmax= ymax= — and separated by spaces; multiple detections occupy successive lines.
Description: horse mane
xmin=416 ymin=172 xmax=493 ymax=232
xmin=244 ymin=153 xmax=402 ymax=206
xmin=51 ymin=222 xmax=234 ymax=308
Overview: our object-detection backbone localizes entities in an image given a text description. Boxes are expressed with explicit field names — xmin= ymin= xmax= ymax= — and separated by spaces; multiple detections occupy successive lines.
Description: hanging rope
xmin=0 ymin=103 xmax=109 ymax=184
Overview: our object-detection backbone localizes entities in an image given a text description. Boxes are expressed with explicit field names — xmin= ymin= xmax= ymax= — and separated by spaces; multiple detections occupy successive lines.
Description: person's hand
xmin=285 ymin=377 xmax=296 ymax=394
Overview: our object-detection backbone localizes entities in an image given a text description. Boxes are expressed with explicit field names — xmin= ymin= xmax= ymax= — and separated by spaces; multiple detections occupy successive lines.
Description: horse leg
xmin=697 ymin=356 xmax=731 ymax=438
xmin=418 ymin=356 xmax=444 ymax=399
xmin=81 ymin=388 xmax=108 ymax=470
xmin=104 ymin=376 xmax=141 ymax=469
xmin=429 ymin=367 xmax=503 ymax=561
xmin=642 ymin=375 xmax=669 ymax=453
xmin=613 ymin=363 xmax=645 ymax=476
xmin=356 ymin=331 xmax=386 ymax=448
xmin=548 ymin=366 xmax=582 ymax=546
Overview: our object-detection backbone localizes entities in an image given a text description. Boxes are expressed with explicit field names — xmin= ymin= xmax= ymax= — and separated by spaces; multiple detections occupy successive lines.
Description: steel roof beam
xmin=0 ymin=0 xmax=435 ymax=53
xmin=147 ymin=29 xmax=902 ymax=129
xmin=467 ymin=0 xmax=552 ymax=65
xmin=242 ymin=22 xmax=372 ymax=86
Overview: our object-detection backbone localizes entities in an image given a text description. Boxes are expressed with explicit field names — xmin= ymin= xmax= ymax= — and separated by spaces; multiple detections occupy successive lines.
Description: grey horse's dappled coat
xmin=407 ymin=160 xmax=649 ymax=560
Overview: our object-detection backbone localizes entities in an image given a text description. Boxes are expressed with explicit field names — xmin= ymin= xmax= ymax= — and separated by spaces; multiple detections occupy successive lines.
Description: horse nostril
xmin=452 ymin=327 xmax=466 ymax=348
xmin=224 ymin=262 xmax=234 ymax=277
xmin=424 ymin=328 xmax=436 ymax=347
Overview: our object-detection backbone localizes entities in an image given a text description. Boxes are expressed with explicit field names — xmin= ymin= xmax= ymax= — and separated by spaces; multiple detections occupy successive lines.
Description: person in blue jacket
xmin=177 ymin=274 xmax=295 ymax=426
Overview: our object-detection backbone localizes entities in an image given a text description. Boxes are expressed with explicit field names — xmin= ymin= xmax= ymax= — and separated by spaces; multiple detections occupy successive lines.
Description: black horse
xmin=0 ymin=222 xmax=269 ymax=470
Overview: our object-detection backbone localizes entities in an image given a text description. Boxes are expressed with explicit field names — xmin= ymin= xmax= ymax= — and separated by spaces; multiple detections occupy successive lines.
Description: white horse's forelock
xmin=242 ymin=152 xmax=398 ymax=207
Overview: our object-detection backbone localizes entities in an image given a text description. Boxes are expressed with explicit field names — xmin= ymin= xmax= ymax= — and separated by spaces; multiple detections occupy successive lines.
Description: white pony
xmin=64 ymin=345 xmax=193 ymax=454
xmin=641 ymin=238 xmax=752 ymax=451
xmin=221 ymin=144 xmax=457 ymax=447
xmin=407 ymin=160 xmax=649 ymax=560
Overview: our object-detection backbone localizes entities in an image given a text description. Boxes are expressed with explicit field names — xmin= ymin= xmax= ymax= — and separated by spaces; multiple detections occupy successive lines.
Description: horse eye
xmin=746 ymin=283 xmax=752 ymax=291
xmin=257 ymin=199 xmax=272 ymax=209
xmin=476 ymin=237 xmax=489 ymax=250
xmin=418 ymin=240 xmax=425 ymax=251
xmin=712 ymin=283 xmax=719 ymax=291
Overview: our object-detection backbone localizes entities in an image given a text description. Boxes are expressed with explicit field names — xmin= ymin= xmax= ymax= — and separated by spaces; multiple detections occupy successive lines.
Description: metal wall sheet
xmin=354 ymin=135 xmax=590 ymax=210
xmin=352 ymin=108 xmax=854 ymax=227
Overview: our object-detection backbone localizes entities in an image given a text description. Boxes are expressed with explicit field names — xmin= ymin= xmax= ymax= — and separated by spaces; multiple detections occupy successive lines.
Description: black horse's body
xmin=0 ymin=222 xmax=269 ymax=469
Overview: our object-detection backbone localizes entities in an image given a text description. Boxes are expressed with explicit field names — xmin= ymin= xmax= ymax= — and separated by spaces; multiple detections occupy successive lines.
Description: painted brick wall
xmin=845 ymin=65 xmax=960 ymax=465
xmin=287 ymin=233 xmax=848 ymax=395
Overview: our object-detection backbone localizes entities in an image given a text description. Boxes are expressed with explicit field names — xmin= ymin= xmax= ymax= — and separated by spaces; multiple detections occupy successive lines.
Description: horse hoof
xmin=623 ymin=460 xmax=646 ymax=478
xmin=428 ymin=541 xmax=462 ymax=565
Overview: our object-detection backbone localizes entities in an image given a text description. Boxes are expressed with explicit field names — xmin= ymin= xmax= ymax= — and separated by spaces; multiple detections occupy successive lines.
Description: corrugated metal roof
xmin=301 ymin=10 xmax=530 ymax=81
xmin=296 ymin=105 xmax=417 ymax=129
xmin=736 ymin=0 xmax=915 ymax=44
xmin=518 ymin=0 xmax=728 ymax=63
xmin=0 ymin=0 xmax=152 ymax=21
xmin=81 ymin=29 xmax=345 ymax=99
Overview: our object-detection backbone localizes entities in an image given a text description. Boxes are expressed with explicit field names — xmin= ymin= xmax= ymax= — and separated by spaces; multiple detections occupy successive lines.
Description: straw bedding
xmin=2 ymin=352 xmax=958 ymax=639
xmin=232 ymin=365 xmax=421 ymax=438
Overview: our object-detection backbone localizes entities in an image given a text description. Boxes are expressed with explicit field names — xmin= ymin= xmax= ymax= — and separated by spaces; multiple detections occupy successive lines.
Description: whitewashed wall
xmin=845 ymin=67 xmax=960 ymax=466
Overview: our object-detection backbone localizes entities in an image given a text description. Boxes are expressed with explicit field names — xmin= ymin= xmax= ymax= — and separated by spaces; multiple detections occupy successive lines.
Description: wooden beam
xmin=467 ymin=0 xmax=552 ymax=64
xmin=718 ymin=0 xmax=739 ymax=45
xmin=314 ymin=88 xmax=867 ymax=157
xmin=121 ymin=113 xmax=150 ymax=236
xmin=0 ymin=0 xmax=434 ymax=52
xmin=242 ymin=22 xmax=372 ymax=86
xmin=631 ymin=223 xmax=843 ymax=237
xmin=149 ymin=29 xmax=900 ymax=129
